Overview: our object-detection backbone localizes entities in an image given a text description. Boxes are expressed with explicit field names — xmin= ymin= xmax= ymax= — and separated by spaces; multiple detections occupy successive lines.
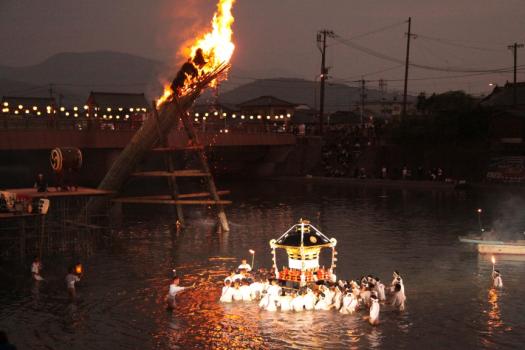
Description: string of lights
xmin=0 ymin=101 xmax=147 ymax=120
xmin=0 ymin=100 xmax=294 ymax=122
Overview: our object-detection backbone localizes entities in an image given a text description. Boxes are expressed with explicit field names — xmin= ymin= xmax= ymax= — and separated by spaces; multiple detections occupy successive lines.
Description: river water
xmin=1 ymin=179 xmax=525 ymax=349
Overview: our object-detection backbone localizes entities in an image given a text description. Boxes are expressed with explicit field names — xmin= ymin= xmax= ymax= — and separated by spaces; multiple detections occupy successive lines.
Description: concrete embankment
xmin=269 ymin=175 xmax=525 ymax=192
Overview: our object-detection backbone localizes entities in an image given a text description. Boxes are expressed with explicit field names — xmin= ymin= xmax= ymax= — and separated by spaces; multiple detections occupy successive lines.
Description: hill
xmin=0 ymin=51 xmax=413 ymax=110
xmin=0 ymin=51 xmax=165 ymax=105
xmin=216 ymin=78 xmax=406 ymax=113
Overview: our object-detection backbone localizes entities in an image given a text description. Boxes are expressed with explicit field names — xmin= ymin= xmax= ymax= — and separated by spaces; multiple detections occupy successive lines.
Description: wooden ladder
xmin=113 ymin=100 xmax=230 ymax=231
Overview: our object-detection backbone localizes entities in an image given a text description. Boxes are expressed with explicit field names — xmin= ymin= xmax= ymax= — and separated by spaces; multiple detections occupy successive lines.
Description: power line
xmin=332 ymin=33 xmax=520 ymax=74
xmin=53 ymin=82 xmax=149 ymax=87
xmin=339 ymin=64 xmax=404 ymax=81
xmin=414 ymin=33 xmax=505 ymax=53
xmin=329 ymin=20 xmax=406 ymax=46
xmin=339 ymin=67 xmax=524 ymax=84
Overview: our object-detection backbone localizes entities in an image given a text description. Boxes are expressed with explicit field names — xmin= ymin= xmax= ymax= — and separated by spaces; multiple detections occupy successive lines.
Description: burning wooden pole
xmin=86 ymin=65 xmax=231 ymax=232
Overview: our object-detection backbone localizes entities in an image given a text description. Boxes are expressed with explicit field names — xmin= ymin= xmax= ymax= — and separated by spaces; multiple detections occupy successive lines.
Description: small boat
xmin=458 ymin=235 xmax=505 ymax=245
xmin=478 ymin=240 xmax=525 ymax=255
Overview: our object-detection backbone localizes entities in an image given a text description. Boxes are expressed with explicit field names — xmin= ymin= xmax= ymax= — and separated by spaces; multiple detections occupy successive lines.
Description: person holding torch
xmin=238 ymin=250 xmax=255 ymax=272
xmin=491 ymin=256 xmax=503 ymax=289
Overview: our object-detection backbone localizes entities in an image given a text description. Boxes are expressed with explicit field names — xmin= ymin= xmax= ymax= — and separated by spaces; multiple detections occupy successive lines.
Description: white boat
xmin=478 ymin=241 xmax=525 ymax=255
xmin=458 ymin=235 xmax=504 ymax=245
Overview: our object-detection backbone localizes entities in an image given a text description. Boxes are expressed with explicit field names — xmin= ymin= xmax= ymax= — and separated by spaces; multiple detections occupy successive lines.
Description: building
xmin=1 ymin=96 xmax=57 ymax=117
xmin=481 ymin=83 xmax=525 ymax=151
xmin=352 ymin=97 xmax=416 ymax=120
xmin=238 ymin=95 xmax=296 ymax=118
xmin=85 ymin=91 xmax=149 ymax=122
xmin=480 ymin=82 xmax=525 ymax=109
xmin=190 ymin=101 xmax=239 ymax=132
xmin=480 ymin=83 xmax=525 ymax=182
xmin=328 ymin=110 xmax=361 ymax=126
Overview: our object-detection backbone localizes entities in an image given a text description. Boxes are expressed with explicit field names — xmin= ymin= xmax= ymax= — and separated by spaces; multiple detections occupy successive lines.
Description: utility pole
xmin=317 ymin=29 xmax=334 ymax=135
xmin=379 ymin=79 xmax=387 ymax=118
xmin=360 ymin=78 xmax=367 ymax=125
xmin=402 ymin=17 xmax=416 ymax=118
xmin=507 ymin=42 xmax=524 ymax=106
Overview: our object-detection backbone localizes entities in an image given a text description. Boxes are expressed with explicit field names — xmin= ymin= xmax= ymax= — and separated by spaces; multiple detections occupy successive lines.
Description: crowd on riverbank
xmin=321 ymin=127 xmax=452 ymax=182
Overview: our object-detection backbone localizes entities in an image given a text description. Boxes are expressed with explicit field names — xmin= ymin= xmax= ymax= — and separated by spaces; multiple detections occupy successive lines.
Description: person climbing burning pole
xmin=170 ymin=48 xmax=207 ymax=96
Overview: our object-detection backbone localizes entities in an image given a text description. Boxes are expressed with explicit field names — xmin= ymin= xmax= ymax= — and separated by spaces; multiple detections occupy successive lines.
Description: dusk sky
xmin=1 ymin=0 xmax=524 ymax=95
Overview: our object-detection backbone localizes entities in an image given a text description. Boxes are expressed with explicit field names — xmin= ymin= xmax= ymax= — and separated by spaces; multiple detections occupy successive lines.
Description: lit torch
xmin=75 ymin=263 xmax=83 ymax=275
xmin=249 ymin=249 xmax=255 ymax=270
xmin=491 ymin=255 xmax=496 ymax=272
xmin=157 ymin=0 xmax=236 ymax=107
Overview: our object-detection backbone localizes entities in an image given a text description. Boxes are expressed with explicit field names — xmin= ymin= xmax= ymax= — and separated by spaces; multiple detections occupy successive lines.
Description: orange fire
xmin=157 ymin=0 xmax=236 ymax=107
xmin=491 ymin=255 xmax=496 ymax=265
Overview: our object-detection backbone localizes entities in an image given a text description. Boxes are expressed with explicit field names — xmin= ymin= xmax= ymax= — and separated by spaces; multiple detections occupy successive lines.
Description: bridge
xmin=0 ymin=117 xmax=297 ymax=150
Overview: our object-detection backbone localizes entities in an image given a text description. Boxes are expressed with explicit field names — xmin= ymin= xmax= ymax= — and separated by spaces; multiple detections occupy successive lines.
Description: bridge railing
xmin=0 ymin=115 xmax=293 ymax=134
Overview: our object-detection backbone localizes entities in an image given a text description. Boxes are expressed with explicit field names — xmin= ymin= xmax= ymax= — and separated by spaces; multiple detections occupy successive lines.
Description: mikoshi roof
xmin=273 ymin=219 xmax=334 ymax=248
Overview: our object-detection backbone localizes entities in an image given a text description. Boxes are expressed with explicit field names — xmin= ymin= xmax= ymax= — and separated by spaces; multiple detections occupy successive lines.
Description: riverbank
xmin=270 ymin=175 xmax=525 ymax=192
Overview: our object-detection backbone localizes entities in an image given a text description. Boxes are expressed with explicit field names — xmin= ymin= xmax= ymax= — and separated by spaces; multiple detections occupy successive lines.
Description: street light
xmin=477 ymin=208 xmax=484 ymax=232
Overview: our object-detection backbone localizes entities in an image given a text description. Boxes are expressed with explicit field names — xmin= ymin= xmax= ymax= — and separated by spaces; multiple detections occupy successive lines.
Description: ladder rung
xmin=131 ymin=170 xmax=210 ymax=177
xmin=112 ymin=197 xmax=231 ymax=205
xmin=127 ymin=191 xmax=230 ymax=200
xmin=151 ymin=145 xmax=205 ymax=152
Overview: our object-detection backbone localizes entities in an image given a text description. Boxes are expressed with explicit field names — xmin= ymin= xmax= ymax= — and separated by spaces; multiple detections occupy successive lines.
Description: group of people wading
xmin=218 ymin=260 xmax=407 ymax=326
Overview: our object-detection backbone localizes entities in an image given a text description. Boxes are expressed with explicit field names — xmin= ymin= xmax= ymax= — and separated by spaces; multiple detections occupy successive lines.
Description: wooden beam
xmin=151 ymin=145 xmax=205 ymax=152
xmin=112 ymin=197 xmax=232 ymax=205
xmin=131 ymin=170 xmax=210 ymax=177
xmin=152 ymin=101 xmax=185 ymax=225
xmin=173 ymin=97 xmax=230 ymax=232
xmin=117 ymin=191 xmax=230 ymax=201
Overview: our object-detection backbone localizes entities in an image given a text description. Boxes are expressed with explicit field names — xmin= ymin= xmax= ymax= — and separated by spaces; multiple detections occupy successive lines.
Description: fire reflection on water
xmin=480 ymin=287 xmax=513 ymax=348
xmin=152 ymin=262 xmax=268 ymax=349
xmin=149 ymin=257 xmax=386 ymax=349
xmin=487 ymin=289 xmax=503 ymax=334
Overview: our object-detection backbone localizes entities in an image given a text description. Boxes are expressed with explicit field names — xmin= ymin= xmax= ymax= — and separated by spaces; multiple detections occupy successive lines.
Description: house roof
xmin=480 ymin=82 xmax=525 ymax=108
xmin=238 ymin=95 xmax=296 ymax=108
xmin=291 ymin=109 xmax=317 ymax=124
xmin=192 ymin=102 xmax=239 ymax=114
xmin=329 ymin=110 xmax=361 ymax=124
xmin=1 ymin=96 xmax=56 ymax=110
xmin=87 ymin=91 xmax=149 ymax=110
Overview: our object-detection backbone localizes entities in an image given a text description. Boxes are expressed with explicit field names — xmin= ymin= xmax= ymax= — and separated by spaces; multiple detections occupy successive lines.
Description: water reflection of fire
xmin=157 ymin=0 xmax=236 ymax=107
xmin=487 ymin=288 xmax=506 ymax=337
xmin=163 ymin=264 xmax=267 ymax=349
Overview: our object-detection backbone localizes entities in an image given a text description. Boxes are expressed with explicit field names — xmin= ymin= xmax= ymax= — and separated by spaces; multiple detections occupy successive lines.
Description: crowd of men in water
xmin=213 ymin=260 xmax=406 ymax=326
xmin=29 ymin=253 xmax=503 ymax=327
xmin=209 ymin=258 xmax=504 ymax=326
xmin=162 ymin=256 xmax=508 ymax=326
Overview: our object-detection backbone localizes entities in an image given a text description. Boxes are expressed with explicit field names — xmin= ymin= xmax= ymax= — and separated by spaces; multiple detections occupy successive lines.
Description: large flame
xmin=157 ymin=0 xmax=236 ymax=107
